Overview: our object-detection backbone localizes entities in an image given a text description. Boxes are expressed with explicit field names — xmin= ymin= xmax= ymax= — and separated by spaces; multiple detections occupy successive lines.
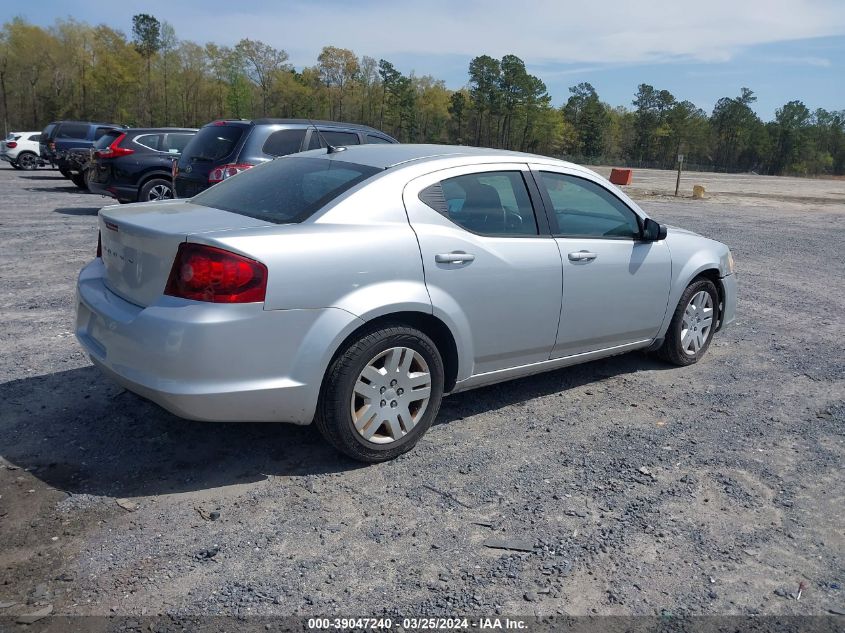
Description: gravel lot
xmin=0 ymin=165 xmax=843 ymax=622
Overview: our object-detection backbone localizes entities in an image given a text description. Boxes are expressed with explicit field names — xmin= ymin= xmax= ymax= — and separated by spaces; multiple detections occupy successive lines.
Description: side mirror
xmin=642 ymin=218 xmax=667 ymax=242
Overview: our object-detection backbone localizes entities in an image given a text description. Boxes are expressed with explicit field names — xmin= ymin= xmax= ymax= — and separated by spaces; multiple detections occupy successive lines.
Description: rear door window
xmin=192 ymin=156 xmax=380 ymax=224
xmin=262 ymin=129 xmax=307 ymax=156
xmin=57 ymin=123 xmax=90 ymax=139
xmin=420 ymin=171 xmax=539 ymax=236
xmin=184 ymin=125 xmax=245 ymax=162
xmin=319 ymin=130 xmax=361 ymax=147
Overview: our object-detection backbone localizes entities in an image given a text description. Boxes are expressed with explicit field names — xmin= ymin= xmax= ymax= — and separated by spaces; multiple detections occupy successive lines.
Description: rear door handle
xmin=435 ymin=252 xmax=475 ymax=264
xmin=568 ymin=251 xmax=597 ymax=262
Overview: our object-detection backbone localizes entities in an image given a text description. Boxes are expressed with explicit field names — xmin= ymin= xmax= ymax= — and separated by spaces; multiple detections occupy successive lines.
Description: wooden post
xmin=675 ymin=153 xmax=684 ymax=197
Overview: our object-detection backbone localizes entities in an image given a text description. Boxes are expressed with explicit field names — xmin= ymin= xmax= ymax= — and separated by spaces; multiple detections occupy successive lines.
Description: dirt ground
xmin=0 ymin=164 xmax=843 ymax=623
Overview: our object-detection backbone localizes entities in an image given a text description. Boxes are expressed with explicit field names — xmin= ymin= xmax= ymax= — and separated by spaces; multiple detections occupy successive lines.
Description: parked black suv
xmin=40 ymin=120 xmax=124 ymax=185
xmin=174 ymin=119 xmax=397 ymax=197
xmin=88 ymin=128 xmax=198 ymax=203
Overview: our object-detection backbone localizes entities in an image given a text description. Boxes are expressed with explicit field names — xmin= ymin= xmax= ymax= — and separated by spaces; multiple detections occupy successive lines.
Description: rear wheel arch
xmin=324 ymin=311 xmax=460 ymax=394
xmin=138 ymin=171 xmax=173 ymax=189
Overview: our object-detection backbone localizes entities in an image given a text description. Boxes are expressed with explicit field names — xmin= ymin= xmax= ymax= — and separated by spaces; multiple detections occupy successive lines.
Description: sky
xmin=5 ymin=0 xmax=845 ymax=119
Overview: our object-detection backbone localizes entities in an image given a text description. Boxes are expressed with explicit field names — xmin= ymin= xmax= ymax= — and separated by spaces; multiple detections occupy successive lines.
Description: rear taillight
xmin=96 ymin=231 xmax=102 ymax=258
xmin=164 ymin=243 xmax=267 ymax=303
xmin=94 ymin=133 xmax=134 ymax=159
xmin=6 ymin=141 xmax=16 ymax=148
xmin=208 ymin=163 xmax=253 ymax=184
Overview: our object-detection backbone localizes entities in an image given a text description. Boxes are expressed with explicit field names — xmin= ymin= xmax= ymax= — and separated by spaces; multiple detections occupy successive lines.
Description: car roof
xmin=208 ymin=118 xmax=390 ymax=134
xmin=294 ymin=143 xmax=580 ymax=170
xmin=123 ymin=127 xmax=198 ymax=133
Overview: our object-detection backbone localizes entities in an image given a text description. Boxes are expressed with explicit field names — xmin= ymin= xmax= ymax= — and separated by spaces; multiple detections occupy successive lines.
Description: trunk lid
xmin=98 ymin=199 xmax=274 ymax=307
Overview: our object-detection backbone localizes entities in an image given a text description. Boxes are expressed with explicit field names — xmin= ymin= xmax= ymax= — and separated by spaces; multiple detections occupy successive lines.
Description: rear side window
xmin=28 ymin=134 xmax=42 ymax=142
xmin=262 ymin=129 xmax=306 ymax=156
xmin=184 ymin=125 xmax=245 ymax=162
xmin=366 ymin=134 xmax=392 ymax=144
xmin=165 ymin=133 xmax=194 ymax=153
xmin=57 ymin=123 xmax=90 ymax=139
xmin=420 ymin=171 xmax=538 ymax=236
xmin=193 ymin=157 xmax=380 ymax=224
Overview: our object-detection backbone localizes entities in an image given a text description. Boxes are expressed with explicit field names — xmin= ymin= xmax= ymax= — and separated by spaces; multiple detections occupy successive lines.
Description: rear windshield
xmin=42 ymin=123 xmax=57 ymax=138
xmin=192 ymin=157 xmax=381 ymax=224
xmin=94 ymin=131 xmax=123 ymax=149
xmin=183 ymin=124 xmax=245 ymax=162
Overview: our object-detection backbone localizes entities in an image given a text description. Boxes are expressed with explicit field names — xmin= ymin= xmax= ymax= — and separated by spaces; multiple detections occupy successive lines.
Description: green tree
xmin=563 ymin=82 xmax=609 ymax=158
xmin=131 ymin=13 xmax=161 ymax=125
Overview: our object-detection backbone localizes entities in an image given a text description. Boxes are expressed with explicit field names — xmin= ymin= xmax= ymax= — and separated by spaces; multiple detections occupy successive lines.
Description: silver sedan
xmin=76 ymin=144 xmax=737 ymax=462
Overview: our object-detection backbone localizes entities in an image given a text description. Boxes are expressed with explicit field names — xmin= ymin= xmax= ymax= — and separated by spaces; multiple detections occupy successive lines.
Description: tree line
xmin=1 ymin=14 xmax=843 ymax=176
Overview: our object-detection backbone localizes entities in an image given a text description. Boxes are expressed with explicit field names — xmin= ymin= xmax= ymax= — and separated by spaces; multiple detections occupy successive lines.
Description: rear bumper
xmin=88 ymin=180 xmax=137 ymax=201
xmin=718 ymin=273 xmax=737 ymax=330
xmin=0 ymin=153 xmax=14 ymax=163
xmin=75 ymin=259 xmax=362 ymax=424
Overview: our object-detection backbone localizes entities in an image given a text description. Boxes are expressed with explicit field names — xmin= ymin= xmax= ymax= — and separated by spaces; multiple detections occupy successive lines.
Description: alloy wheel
xmin=681 ymin=290 xmax=714 ymax=355
xmin=18 ymin=153 xmax=38 ymax=170
xmin=148 ymin=183 xmax=172 ymax=201
xmin=350 ymin=346 xmax=432 ymax=444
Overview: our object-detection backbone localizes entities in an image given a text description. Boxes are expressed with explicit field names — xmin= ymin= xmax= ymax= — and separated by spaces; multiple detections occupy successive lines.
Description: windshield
xmin=192 ymin=156 xmax=381 ymax=224
xmin=183 ymin=124 xmax=245 ymax=162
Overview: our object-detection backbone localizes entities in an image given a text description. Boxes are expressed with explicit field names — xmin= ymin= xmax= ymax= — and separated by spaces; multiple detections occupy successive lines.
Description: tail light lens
xmin=97 ymin=231 xmax=102 ymax=258
xmin=208 ymin=163 xmax=253 ymax=184
xmin=6 ymin=141 xmax=16 ymax=148
xmin=94 ymin=133 xmax=134 ymax=159
xmin=164 ymin=243 xmax=267 ymax=303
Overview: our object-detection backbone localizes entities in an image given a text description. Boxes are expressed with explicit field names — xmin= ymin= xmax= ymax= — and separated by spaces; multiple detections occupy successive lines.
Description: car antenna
xmin=307 ymin=118 xmax=345 ymax=155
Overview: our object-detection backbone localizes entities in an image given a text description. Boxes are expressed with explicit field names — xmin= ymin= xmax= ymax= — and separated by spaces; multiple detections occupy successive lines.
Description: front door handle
xmin=568 ymin=251 xmax=597 ymax=262
xmin=435 ymin=251 xmax=475 ymax=264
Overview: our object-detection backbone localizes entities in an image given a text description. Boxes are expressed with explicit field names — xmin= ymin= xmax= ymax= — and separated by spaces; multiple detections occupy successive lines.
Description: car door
xmin=403 ymin=163 xmax=563 ymax=377
xmin=533 ymin=168 xmax=671 ymax=358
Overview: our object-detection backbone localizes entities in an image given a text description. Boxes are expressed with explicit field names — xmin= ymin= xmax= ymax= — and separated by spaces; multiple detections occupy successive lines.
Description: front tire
xmin=315 ymin=325 xmax=444 ymax=463
xmin=657 ymin=278 xmax=718 ymax=366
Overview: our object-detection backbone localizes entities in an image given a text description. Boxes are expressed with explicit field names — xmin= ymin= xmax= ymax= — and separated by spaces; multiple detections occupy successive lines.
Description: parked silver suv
xmin=76 ymin=145 xmax=737 ymax=462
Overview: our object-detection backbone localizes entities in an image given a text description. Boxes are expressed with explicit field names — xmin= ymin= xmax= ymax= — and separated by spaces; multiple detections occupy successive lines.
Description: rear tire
xmin=139 ymin=178 xmax=174 ymax=202
xmin=315 ymin=324 xmax=444 ymax=463
xmin=10 ymin=162 xmax=22 ymax=170
xmin=59 ymin=168 xmax=71 ymax=179
xmin=657 ymin=278 xmax=719 ymax=366
xmin=16 ymin=151 xmax=39 ymax=170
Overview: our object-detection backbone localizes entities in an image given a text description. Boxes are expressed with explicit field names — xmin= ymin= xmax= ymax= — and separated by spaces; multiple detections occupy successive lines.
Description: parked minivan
xmin=174 ymin=119 xmax=397 ymax=198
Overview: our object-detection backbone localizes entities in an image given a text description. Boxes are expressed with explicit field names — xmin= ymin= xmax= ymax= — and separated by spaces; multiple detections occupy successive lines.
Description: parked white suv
xmin=1 ymin=131 xmax=43 ymax=170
